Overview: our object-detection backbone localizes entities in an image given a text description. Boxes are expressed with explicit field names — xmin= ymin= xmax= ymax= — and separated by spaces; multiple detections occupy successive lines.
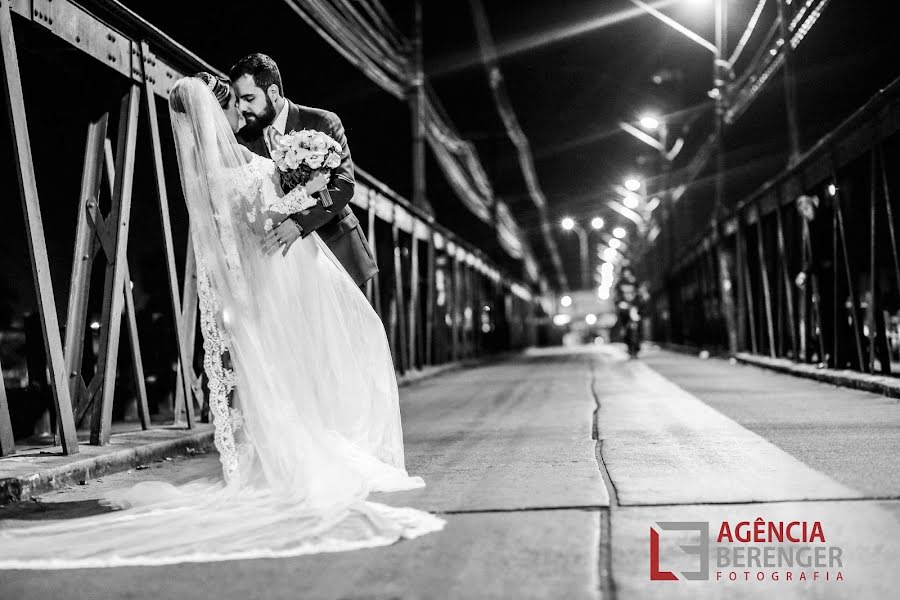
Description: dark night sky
xmin=3 ymin=0 xmax=900 ymax=326
xmin=116 ymin=0 xmax=900 ymax=286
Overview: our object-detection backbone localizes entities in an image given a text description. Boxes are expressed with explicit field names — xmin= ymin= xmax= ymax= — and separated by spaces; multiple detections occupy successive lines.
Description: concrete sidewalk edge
xmin=734 ymin=352 xmax=900 ymax=398
xmin=1 ymin=353 xmax=522 ymax=505
xmin=0 ymin=430 xmax=215 ymax=504
xmin=396 ymin=362 xmax=464 ymax=387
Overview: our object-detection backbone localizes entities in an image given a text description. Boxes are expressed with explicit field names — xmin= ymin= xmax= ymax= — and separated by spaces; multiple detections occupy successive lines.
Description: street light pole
xmin=657 ymin=119 xmax=677 ymax=272
xmin=712 ymin=0 xmax=740 ymax=354
xmin=713 ymin=0 xmax=727 ymax=219
xmin=562 ymin=218 xmax=596 ymax=290
xmin=410 ymin=0 xmax=429 ymax=213
xmin=576 ymin=226 xmax=589 ymax=290
xmin=627 ymin=0 xmax=729 ymax=217
xmin=776 ymin=0 xmax=801 ymax=162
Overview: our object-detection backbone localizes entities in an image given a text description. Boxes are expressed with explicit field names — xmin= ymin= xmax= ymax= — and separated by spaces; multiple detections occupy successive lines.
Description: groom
xmin=230 ymin=53 xmax=378 ymax=287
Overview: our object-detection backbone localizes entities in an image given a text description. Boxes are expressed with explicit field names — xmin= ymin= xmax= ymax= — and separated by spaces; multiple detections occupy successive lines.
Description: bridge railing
xmin=644 ymin=71 xmax=900 ymax=376
xmin=0 ymin=0 xmax=541 ymax=457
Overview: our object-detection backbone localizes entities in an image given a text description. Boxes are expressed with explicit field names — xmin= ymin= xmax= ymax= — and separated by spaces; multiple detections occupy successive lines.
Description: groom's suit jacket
xmin=237 ymin=100 xmax=378 ymax=287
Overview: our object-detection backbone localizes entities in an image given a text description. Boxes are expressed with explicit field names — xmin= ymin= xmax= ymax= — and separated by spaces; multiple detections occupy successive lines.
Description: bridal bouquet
xmin=269 ymin=129 xmax=342 ymax=208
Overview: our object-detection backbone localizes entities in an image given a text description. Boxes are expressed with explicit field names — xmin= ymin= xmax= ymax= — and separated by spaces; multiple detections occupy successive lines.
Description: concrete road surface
xmin=1 ymin=345 xmax=898 ymax=599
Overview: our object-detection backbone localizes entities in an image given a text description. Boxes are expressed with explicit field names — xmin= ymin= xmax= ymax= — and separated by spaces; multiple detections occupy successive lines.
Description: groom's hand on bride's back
xmin=263 ymin=220 xmax=303 ymax=256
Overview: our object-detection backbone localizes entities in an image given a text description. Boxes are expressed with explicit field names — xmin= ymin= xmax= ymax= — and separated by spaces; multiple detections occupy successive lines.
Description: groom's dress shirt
xmin=263 ymin=100 xmax=290 ymax=154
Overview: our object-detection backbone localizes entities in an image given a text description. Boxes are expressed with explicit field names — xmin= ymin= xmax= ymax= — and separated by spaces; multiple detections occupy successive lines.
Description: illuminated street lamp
xmin=623 ymin=195 xmax=639 ymax=209
xmin=627 ymin=0 xmax=731 ymax=219
xmin=640 ymin=115 xmax=659 ymax=130
xmin=624 ymin=178 xmax=641 ymax=192
xmin=613 ymin=227 xmax=627 ymax=239
xmin=608 ymin=238 xmax=622 ymax=250
xmin=561 ymin=217 xmax=575 ymax=230
xmin=591 ymin=217 xmax=604 ymax=230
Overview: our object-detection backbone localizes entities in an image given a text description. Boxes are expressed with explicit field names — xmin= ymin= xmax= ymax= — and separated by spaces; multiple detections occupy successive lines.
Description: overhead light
xmin=591 ymin=217 xmax=604 ymax=230
xmin=598 ymin=287 xmax=610 ymax=300
xmin=827 ymin=183 xmax=838 ymax=197
xmin=639 ymin=116 xmax=659 ymax=130
xmin=613 ymin=227 xmax=627 ymax=239
xmin=603 ymin=247 xmax=618 ymax=261
xmin=609 ymin=239 xmax=621 ymax=250
xmin=623 ymin=196 xmax=639 ymax=209
xmin=585 ymin=314 xmax=598 ymax=326
xmin=89 ymin=321 xmax=101 ymax=331
xmin=624 ymin=178 xmax=641 ymax=192
xmin=553 ymin=314 xmax=572 ymax=326
xmin=600 ymin=262 xmax=614 ymax=274
xmin=560 ymin=295 xmax=572 ymax=307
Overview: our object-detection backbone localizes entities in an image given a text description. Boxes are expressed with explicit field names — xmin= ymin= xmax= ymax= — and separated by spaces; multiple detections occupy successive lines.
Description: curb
xmin=0 ymin=429 xmax=215 ymax=504
xmin=734 ymin=353 xmax=900 ymax=398
xmin=397 ymin=350 xmax=524 ymax=387
xmin=397 ymin=362 xmax=465 ymax=387
xmin=1 ymin=354 xmax=518 ymax=504
xmin=656 ymin=342 xmax=729 ymax=358
xmin=395 ymin=352 xmax=519 ymax=387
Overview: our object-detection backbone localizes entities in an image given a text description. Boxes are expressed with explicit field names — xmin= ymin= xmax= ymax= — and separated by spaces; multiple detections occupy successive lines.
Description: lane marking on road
xmin=593 ymin=353 xmax=863 ymax=506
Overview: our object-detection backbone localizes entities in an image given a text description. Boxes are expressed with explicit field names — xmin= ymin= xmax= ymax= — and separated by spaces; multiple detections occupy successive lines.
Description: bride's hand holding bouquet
xmin=259 ymin=129 xmax=342 ymax=255
xmin=270 ymin=128 xmax=342 ymax=208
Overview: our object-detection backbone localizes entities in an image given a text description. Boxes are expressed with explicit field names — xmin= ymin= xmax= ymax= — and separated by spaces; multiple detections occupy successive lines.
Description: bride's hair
xmin=170 ymin=72 xmax=230 ymax=114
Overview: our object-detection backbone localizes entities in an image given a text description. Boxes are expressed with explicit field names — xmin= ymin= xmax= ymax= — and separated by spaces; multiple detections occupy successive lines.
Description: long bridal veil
xmin=0 ymin=78 xmax=442 ymax=569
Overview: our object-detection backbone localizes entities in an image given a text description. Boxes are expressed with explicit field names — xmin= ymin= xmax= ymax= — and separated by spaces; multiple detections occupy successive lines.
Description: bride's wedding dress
xmin=0 ymin=78 xmax=443 ymax=569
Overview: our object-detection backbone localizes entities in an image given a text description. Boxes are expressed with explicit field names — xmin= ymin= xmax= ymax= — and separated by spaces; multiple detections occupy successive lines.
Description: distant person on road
xmin=614 ymin=267 xmax=646 ymax=357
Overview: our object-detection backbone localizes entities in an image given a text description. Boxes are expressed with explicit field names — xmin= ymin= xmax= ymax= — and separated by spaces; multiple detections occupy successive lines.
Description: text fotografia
xmin=650 ymin=519 xmax=844 ymax=583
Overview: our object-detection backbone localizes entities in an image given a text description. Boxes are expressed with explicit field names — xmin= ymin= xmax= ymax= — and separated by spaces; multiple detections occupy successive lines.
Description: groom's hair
xmin=230 ymin=53 xmax=283 ymax=96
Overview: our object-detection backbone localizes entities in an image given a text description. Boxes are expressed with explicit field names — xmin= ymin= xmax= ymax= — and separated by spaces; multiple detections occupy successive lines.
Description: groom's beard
xmin=240 ymin=95 xmax=277 ymax=137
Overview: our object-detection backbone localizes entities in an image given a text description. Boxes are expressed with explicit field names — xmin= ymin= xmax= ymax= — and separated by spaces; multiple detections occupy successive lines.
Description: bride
xmin=0 ymin=77 xmax=443 ymax=569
